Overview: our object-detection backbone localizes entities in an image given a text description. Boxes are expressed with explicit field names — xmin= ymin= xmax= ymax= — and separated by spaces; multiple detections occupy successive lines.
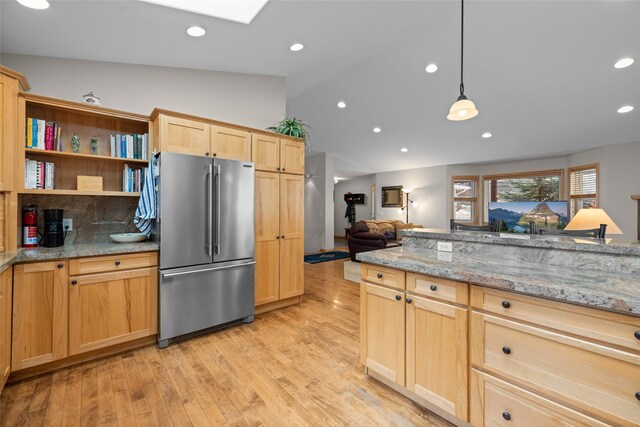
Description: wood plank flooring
xmin=1 ymin=259 xmax=452 ymax=426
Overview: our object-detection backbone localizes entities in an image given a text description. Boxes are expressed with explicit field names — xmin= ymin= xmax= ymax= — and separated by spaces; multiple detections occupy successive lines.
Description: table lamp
xmin=564 ymin=208 xmax=622 ymax=238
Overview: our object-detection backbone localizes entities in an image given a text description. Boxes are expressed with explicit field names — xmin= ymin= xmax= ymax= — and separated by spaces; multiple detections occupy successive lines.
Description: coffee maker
xmin=42 ymin=209 xmax=66 ymax=247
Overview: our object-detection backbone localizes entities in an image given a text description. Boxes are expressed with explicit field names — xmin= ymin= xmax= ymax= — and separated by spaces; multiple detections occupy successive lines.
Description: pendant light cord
xmin=460 ymin=0 xmax=465 ymax=96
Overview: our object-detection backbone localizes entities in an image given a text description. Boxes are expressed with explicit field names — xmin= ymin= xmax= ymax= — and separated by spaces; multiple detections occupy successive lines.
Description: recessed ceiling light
xmin=400 ymin=148 xmax=408 ymax=152
xmin=482 ymin=132 xmax=492 ymax=138
xmin=140 ymin=0 xmax=269 ymax=24
xmin=617 ymin=105 xmax=634 ymax=113
xmin=614 ymin=58 xmax=635 ymax=69
xmin=290 ymin=43 xmax=304 ymax=52
xmin=16 ymin=0 xmax=49 ymax=9
xmin=337 ymin=101 xmax=346 ymax=109
xmin=186 ymin=26 xmax=206 ymax=37
xmin=373 ymin=127 xmax=381 ymax=133
xmin=425 ymin=64 xmax=438 ymax=73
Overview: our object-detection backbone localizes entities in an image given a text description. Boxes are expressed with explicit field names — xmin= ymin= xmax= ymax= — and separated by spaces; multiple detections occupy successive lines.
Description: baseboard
xmin=255 ymin=295 xmax=302 ymax=315
xmin=8 ymin=335 xmax=157 ymax=383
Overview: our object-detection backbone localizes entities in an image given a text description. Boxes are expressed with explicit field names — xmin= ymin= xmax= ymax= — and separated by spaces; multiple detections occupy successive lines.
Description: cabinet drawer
xmin=69 ymin=252 xmax=158 ymax=275
xmin=471 ymin=286 xmax=640 ymax=354
xmin=470 ymin=369 xmax=610 ymax=427
xmin=407 ymin=273 xmax=468 ymax=304
xmin=471 ymin=312 xmax=640 ymax=426
xmin=360 ymin=264 xmax=405 ymax=290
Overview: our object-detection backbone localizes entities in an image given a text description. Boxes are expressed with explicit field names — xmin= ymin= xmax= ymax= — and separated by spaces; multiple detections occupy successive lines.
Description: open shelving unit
xmin=20 ymin=94 xmax=151 ymax=196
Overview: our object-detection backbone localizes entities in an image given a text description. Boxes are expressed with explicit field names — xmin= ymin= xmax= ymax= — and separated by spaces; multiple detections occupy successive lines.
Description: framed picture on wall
xmin=382 ymin=186 xmax=403 ymax=207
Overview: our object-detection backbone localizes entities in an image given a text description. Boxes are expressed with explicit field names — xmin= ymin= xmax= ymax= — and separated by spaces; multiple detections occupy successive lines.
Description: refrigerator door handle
xmin=206 ymin=164 xmax=213 ymax=256
xmin=215 ymin=164 xmax=221 ymax=255
xmin=162 ymin=261 xmax=256 ymax=278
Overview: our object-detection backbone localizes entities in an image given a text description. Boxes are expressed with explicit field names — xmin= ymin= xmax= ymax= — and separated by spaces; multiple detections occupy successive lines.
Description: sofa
xmin=348 ymin=220 xmax=422 ymax=262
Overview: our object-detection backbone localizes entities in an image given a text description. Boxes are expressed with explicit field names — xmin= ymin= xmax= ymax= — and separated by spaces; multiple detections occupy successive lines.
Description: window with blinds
xmin=569 ymin=164 xmax=599 ymax=218
xmin=482 ymin=170 xmax=563 ymax=223
xmin=452 ymin=176 xmax=479 ymax=223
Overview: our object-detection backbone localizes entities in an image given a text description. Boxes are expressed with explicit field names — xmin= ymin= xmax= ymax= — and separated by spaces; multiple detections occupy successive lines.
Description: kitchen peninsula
xmin=357 ymin=229 xmax=640 ymax=427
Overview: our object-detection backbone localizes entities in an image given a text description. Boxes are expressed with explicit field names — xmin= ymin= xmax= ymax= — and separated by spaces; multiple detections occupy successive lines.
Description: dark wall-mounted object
xmin=382 ymin=186 xmax=403 ymax=207
xmin=344 ymin=193 xmax=365 ymax=204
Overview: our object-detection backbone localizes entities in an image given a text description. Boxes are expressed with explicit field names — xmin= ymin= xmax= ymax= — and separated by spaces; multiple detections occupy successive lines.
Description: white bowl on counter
xmin=110 ymin=233 xmax=148 ymax=243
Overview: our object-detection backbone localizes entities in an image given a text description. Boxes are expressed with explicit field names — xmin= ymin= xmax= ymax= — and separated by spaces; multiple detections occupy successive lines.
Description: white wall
xmin=374 ymin=165 xmax=448 ymax=229
xmin=304 ymin=153 xmax=326 ymax=253
xmin=1 ymin=54 xmax=285 ymax=129
xmin=334 ymin=174 xmax=375 ymax=234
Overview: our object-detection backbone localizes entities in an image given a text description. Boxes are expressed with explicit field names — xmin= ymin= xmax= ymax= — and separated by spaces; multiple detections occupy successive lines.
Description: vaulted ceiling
xmin=2 ymin=1 xmax=639 ymax=177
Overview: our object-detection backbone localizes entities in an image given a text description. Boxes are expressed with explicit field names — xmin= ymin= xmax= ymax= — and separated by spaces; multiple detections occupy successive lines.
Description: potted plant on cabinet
xmin=266 ymin=117 xmax=311 ymax=151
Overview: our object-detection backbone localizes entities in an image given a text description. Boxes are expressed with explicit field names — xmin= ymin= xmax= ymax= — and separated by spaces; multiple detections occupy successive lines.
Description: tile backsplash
xmin=21 ymin=195 xmax=139 ymax=244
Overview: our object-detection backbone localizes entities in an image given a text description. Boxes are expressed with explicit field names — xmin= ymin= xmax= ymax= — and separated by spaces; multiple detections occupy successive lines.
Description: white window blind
xmin=570 ymin=168 xmax=597 ymax=196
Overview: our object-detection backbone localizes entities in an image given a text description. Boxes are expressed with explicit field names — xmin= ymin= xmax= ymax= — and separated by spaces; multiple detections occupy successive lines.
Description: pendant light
xmin=447 ymin=0 xmax=479 ymax=121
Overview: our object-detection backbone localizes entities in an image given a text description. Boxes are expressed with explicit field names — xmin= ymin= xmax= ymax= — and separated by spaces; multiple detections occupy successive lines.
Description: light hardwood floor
xmin=1 ymin=259 xmax=452 ymax=426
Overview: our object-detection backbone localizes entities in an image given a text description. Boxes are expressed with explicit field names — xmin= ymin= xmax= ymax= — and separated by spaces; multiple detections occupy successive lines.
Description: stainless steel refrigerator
xmin=154 ymin=152 xmax=255 ymax=348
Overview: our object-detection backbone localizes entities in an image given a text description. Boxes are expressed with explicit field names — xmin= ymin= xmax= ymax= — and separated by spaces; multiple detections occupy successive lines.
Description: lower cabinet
xmin=12 ymin=261 xmax=68 ymax=370
xmin=470 ymin=369 xmax=610 ymax=427
xmin=1 ymin=267 xmax=13 ymax=392
xmin=360 ymin=266 xmax=469 ymax=422
xmin=406 ymin=294 xmax=468 ymax=421
xmin=11 ymin=252 xmax=158 ymax=373
xmin=68 ymin=267 xmax=157 ymax=355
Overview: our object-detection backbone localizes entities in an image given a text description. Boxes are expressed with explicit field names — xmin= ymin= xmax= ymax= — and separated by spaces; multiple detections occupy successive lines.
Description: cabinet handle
xmin=502 ymin=412 xmax=511 ymax=421
xmin=276 ymin=236 xmax=280 ymax=239
xmin=636 ymin=392 xmax=640 ymax=401
xmin=213 ymin=153 xmax=217 ymax=157
xmin=277 ymin=167 xmax=281 ymax=171
xmin=429 ymin=284 xmax=437 ymax=291
xmin=115 ymin=260 xmax=121 ymax=266
xmin=57 ymin=263 xmax=64 ymax=269
xmin=395 ymin=295 xmax=402 ymax=301
xmin=502 ymin=346 xmax=511 ymax=355
xmin=205 ymin=152 xmax=210 ymax=156
xmin=502 ymin=300 xmax=511 ymax=309
xmin=281 ymin=235 xmax=285 ymax=239
xmin=376 ymin=273 xmax=383 ymax=279
xmin=634 ymin=330 xmax=640 ymax=340
xmin=71 ymin=280 xmax=78 ymax=285
xmin=282 ymin=168 xmax=286 ymax=172
xmin=406 ymin=298 xmax=412 ymax=304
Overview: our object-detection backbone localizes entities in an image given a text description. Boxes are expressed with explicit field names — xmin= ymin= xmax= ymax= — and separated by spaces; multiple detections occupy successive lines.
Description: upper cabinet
xmin=156 ymin=114 xmax=210 ymax=156
xmin=280 ymin=139 xmax=305 ymax=175
xmin=0 ymin=66 xmax=30 ymax=191
xmin=211 ymin=125 xmax=250 ymax=161
xmin=252 ymin=133 xmax=305 ymax=174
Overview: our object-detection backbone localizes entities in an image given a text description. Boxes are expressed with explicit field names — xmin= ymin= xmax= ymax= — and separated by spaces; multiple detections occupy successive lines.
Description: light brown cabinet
xmin=211 ymin=125 xmax=251 ymax=161
xmin=1 ymin=267 xmax=13 ymax=392
xmin=406 ymin=294 xmax=468 ymax=421
xmin=68 ymin=267 xmax=157 ymax=355
xmin=254 ymin=172 xmax=304 ymax=308
xmin=252 ymin=133 xmax=305 ymax=174
xmin=360 ymin=267 xmax=469 ymax=422
xmin=360 ymin=282 xmax=406 ymax=385
xmin=12 ymin=261 xmax=68 ymax=370
xmin=154 ymin=112 xmax=251 ymax=161
xmin=470 ymin=286 xmax=640 ymax=427
xmin=10 ymin=252 xmax=158 ymax=373
xmin=156 ymin=114 xmax=211 ymax=156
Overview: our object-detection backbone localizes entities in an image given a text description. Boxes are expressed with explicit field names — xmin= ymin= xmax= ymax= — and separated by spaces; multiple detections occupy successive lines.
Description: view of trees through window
xmin=483 ymin=172 xmax=562 ymax=223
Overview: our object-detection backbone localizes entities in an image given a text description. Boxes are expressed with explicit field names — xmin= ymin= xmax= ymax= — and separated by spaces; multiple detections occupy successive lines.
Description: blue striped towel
xmin=134 ymin=158 xmax=156 ymax=236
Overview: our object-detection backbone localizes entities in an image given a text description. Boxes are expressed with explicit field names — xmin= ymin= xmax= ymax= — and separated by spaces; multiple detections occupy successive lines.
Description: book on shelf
xmin=24 ymin=159 xmax=55 ymax=190
xmin=122 ymin=165 xmax=147 ymax=193
xmin=26 ymin=117 xmax=63 ymax=151
xmin=110 ymin=133 xmax=149 ymax=161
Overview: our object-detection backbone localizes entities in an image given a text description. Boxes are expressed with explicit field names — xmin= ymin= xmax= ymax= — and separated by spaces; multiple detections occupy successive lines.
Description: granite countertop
xmin=0 ymin=242 xmax=159 ymax=272
xmin=401 ymin=228 xmax=640 ymax=256
xmin=357 ymin=246 xmax=640 ymax=316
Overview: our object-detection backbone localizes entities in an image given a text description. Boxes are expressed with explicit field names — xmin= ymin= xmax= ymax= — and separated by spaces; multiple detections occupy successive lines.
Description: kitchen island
xmin=357 ymin=229 xmax=640 ymax=427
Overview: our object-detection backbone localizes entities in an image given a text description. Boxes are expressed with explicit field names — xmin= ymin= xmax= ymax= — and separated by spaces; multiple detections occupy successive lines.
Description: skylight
xmin=140 ymin=0 xmax=269 ymax=24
